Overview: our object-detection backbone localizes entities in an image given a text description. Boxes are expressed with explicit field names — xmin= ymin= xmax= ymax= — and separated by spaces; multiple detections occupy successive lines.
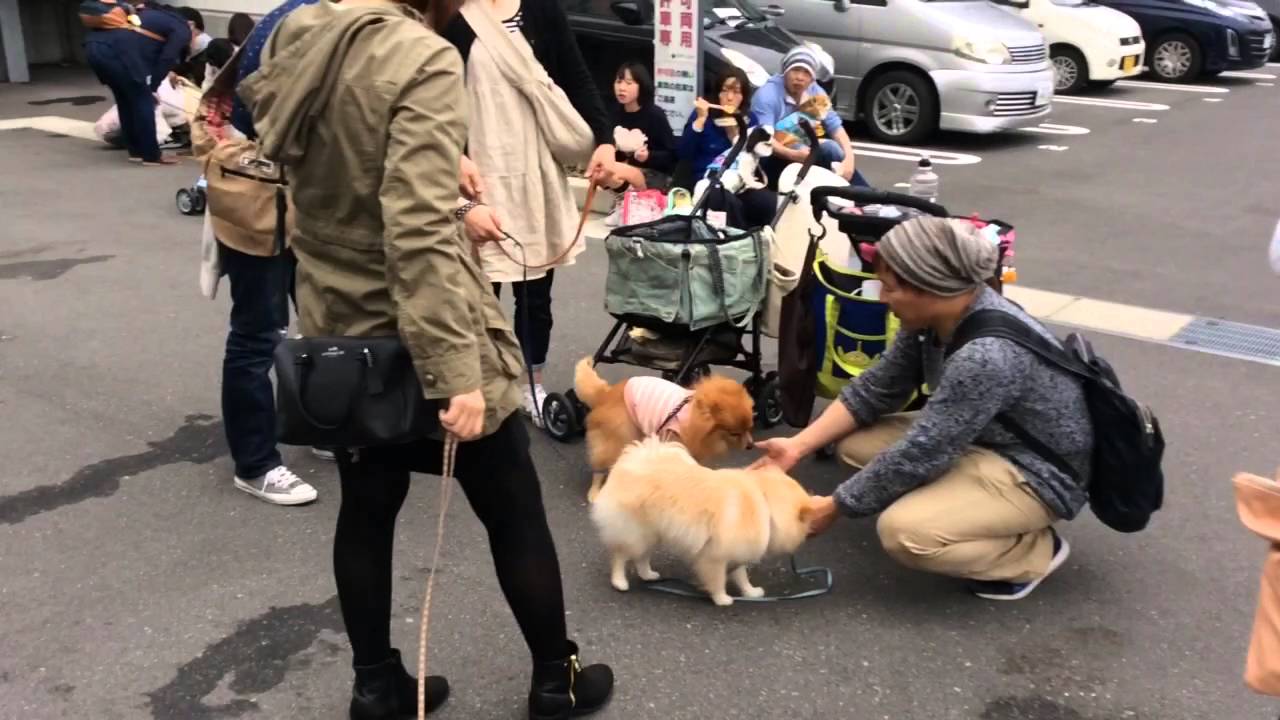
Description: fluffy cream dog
xmin=589 ymin=437 xmax=823 ymax=606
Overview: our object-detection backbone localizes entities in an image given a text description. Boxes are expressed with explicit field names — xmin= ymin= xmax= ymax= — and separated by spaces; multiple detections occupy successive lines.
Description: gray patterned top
xmin=834 ymin=287 xmax=1094 ymax=520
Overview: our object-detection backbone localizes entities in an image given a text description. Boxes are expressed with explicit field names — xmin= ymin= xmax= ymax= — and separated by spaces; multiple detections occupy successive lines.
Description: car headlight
xmin=803 ymin=41 xmax=836 ymax=82
xmin=953 ymin=37 xmax=1011 ymax=65
xmin=1182 ymin=0 xmax=1236 ymax=17
xmin=720 ymin=48 xmax=771 ymax=87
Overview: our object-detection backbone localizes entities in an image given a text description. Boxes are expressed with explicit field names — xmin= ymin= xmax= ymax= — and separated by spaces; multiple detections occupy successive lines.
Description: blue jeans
xmin=85 ymin=42 xmax=160 ymax=162
xmin=220 ymin=244 xmax=295 ymax=479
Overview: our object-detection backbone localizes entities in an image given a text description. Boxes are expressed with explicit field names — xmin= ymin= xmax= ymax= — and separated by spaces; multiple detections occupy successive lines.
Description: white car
xmin=993 ymin=0 xmax=1146 ymax=93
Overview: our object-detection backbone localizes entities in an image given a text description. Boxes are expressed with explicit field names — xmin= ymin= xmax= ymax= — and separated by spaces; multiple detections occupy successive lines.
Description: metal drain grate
xmin=1169 ymin=317 xmax=1280 ymax=365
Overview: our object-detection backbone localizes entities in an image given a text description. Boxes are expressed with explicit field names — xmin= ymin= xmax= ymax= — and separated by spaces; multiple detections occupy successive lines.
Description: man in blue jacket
xmin=751 ymin=46 xmax=866 ymax=188
xmin=83 ymin=3 xmax=192 ymax=165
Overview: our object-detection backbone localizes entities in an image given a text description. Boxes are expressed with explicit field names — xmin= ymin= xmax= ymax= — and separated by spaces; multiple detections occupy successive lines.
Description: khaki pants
xmin=838 ymin=413 xmax=1055 ymax=583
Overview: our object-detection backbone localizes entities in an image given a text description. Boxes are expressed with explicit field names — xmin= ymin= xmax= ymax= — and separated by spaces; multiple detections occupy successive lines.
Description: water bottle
xmin=908 ymin=156 xmax=939 ymax=204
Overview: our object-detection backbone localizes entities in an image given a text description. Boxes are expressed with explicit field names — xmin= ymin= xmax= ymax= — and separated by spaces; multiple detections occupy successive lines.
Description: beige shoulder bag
xmin=459 ymin=0 xmax=595 ymax=167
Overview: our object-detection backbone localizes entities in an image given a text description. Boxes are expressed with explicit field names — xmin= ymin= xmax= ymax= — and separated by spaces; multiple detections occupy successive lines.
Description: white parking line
xmin=1132 ymin=118 xmax=1158 ymax=123
xmin=1053 ymin=96 xmax=1171 ymax=111
xmin=1019 ymin=123 xmax=1091 ymax=136
xmin=850 ymin=141 xmax=981 ymax=165
xmin=1259 ymin=82 xmax=1276 ymax=87
xmin=1203 ymin=97 xmax=1226 ymax=102
xmin=0 ymin=115 xmax=98 ymax=141
xmin=1115 ymin=79 xmax=1229 ymax=93
xmin=1221 ymin=70 xmax=1278 ymax=79
xmin=1037 ymin=145 xmax=1069 ymax=152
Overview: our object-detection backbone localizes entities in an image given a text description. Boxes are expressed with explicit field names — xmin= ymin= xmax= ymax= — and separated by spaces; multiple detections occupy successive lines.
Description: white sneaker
xmin=234 ymin=466 xmax=318 ymax=506
xmin=523 ymin=384 xmax=548 ymax=429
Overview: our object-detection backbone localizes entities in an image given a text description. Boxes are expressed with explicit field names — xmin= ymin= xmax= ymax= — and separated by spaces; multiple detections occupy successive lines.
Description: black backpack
xmin=949 ymin=309 xmax=1165 ymax=533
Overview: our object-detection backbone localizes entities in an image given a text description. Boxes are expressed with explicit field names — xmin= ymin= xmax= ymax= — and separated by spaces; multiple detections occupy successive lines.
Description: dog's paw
xmin=637 ymin=567 xmax=660 ymax=582
xmin=710 ymin=593 xmax=734 ymax=607
xmin=611 ymin=576 xmax=630 ymax=592
xmin=741 ymin=585 xmax=765 ymax=599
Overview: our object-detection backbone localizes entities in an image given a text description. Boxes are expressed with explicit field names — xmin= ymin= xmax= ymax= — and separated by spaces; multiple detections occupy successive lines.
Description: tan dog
xmin=574 ymin=357 xmax=754 ymax=502
xmin=590 ymin=437 xmax=824 ymax=606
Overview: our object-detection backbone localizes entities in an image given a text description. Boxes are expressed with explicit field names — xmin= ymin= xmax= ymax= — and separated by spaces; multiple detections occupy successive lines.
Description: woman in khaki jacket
xmin=238 ymin=1 xmax=614 ymax=718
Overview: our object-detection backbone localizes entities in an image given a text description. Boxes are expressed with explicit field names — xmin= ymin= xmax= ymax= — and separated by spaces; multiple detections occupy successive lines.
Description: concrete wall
xmin=0 ymin=0 xmax=85 ymax=81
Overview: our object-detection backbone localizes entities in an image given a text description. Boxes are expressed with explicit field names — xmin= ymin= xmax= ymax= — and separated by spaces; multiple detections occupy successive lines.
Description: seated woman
xmin=606 ymin=62 xmax=676 ymax=193
xmin=676 ymin=68 xmax=777 ymax=229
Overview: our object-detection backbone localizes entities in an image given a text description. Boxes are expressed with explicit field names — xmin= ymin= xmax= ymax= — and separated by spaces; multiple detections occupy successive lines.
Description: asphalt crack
xmin=144 ymin=596 xmax=344 ymax=719
xmin=0 ymin=255 xmax=113 ymax=281
xmin=0 ymin=413 xmax=224 ymax=525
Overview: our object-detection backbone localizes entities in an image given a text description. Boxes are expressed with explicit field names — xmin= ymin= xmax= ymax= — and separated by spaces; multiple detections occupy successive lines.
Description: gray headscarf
xmin=877 ymin=216 xmax=998 ymax=296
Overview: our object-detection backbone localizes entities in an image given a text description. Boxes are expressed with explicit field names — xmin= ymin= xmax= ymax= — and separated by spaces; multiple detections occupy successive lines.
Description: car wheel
xmin=1148 ymin=33 xmax=1202 ymax=83
xmin=1051 ymin=46 xmax=1088 ymax=95
xmin=863 ymin=70 xmax=939 ymax=146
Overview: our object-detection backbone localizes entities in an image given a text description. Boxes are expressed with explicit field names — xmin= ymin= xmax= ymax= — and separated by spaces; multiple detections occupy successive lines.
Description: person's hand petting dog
xmin=806 ymin=496 xmax=840 ymax=537
xmin=750 ymin=436 xmax=806 ymax=472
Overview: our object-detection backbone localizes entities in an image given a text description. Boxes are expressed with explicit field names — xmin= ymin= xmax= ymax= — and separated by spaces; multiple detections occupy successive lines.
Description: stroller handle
xmin=689 ymin=112 xmax=752 ymax=217
xmin=810 ymin=186 xmax=950 ymax=222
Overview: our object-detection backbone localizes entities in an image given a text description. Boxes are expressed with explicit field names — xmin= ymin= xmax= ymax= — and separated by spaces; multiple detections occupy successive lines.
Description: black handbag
xmin=273 ymin=335 xmax=439 ymax=448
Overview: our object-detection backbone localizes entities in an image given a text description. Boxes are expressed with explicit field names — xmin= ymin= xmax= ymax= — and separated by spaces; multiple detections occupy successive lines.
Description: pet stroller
xmin=539 ymin=116 xmax=822 ymax=441
xmin=176 ymin=175 xmax=207 ymax=216
xmin=776 ymin=185 xmax=1016 ymax=429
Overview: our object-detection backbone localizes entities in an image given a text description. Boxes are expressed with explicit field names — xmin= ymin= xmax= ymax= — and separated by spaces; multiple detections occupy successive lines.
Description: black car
xmin=564 ymin=0 xmax=805 ymax=103
xmin=1094 ymin=0 xmax=1275 ymax=81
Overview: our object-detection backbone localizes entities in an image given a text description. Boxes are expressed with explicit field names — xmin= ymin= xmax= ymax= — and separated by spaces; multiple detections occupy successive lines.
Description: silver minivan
xmin=773 ymin=0 xmax=1056 ymax=144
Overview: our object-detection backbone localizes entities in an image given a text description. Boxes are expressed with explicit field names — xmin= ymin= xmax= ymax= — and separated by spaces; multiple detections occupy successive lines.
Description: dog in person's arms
xmin=574 ymin=357 xmax=755 ymax=503
xmin=589 ymin=437 xmax=824 ymax=606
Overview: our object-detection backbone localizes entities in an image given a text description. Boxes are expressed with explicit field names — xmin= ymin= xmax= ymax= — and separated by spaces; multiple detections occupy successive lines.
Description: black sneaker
xmin=969 ymin=528 xmax=1070 ymax=601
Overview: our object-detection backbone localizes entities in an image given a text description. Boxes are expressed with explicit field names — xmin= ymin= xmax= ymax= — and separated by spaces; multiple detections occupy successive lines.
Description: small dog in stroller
xmin=574 ymin=358 xmax=755 ymax=503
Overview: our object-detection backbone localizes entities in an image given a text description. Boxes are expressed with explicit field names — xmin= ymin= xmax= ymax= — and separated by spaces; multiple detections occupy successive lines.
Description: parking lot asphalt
xmin=2 ymin=66 xmax=1280 ymax=720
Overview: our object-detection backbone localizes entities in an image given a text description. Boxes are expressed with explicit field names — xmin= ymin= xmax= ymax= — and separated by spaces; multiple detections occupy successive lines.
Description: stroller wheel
xmin=541 ymin=392 xmax=580 ymax=442
xmin=565 ymin=389 xmax=590 ymax=423
xmin=175 ymin=188 xmax=198 ymax=216
xmin=753 ymin=375 xmax=785 ymax=429
xmin=192 ymin=188 xmax=206 ymax=213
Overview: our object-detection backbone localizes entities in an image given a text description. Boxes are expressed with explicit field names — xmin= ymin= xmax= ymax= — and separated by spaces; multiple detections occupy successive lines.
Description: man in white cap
xmin=750 ymin=45 xmax=860 ymax=186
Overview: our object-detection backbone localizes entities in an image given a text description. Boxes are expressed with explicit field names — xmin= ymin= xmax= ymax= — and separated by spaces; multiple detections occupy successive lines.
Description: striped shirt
xmin=623 ymin=376 xmax=694 ymax=439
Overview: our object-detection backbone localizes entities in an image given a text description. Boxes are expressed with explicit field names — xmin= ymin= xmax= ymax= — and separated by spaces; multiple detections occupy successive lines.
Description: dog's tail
xmin=573 ymin=357 xmax=610 ymax=408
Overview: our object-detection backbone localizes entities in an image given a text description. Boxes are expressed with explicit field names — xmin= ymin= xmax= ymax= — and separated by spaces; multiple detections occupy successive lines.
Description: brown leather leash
xmin=416 ymin=434 xmax=458 ymax=720
xmin=488 ymin=179 xmax=599 ymax=271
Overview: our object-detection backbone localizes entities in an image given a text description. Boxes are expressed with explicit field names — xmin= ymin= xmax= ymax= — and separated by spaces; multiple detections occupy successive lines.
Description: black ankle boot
xmin=350 ymin=649 xmax=449 ymax=719
xmin=528 ymin=641 xmax=614 ymax=719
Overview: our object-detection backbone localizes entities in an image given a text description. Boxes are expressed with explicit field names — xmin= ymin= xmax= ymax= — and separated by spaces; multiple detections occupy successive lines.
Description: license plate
xmin=1122 ymin=55 xmax=1138 ymax=71
xmin=1035 ymin=83 xmax=1051 ymax=106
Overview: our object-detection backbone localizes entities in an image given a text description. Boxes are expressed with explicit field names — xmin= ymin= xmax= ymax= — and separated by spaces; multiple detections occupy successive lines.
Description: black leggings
xmin=493 ymin=269 xmax=554 ymax=371
xmin=333 ymin=415 xmax=569 ymax=667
